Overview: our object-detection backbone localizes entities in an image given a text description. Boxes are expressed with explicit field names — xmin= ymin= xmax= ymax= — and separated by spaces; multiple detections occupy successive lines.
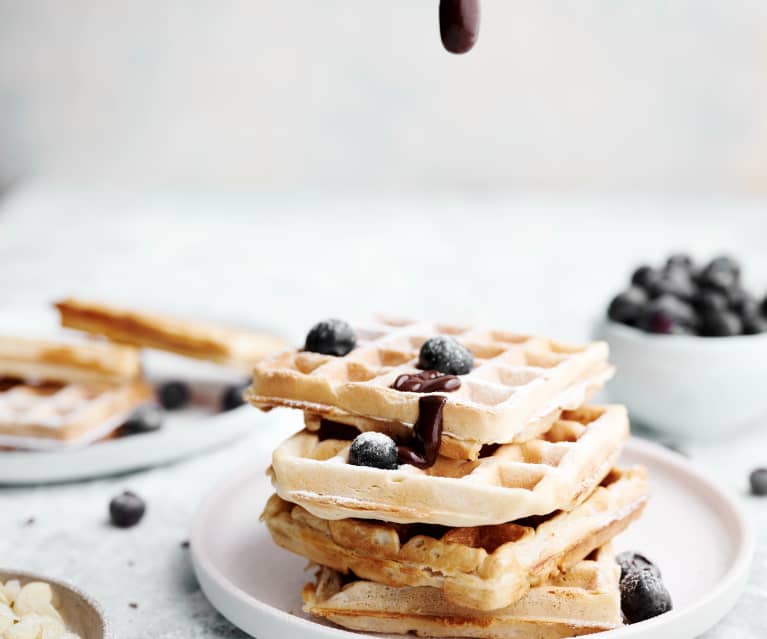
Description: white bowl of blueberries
xmin=596 ymin=254 xmax=767 ymax=439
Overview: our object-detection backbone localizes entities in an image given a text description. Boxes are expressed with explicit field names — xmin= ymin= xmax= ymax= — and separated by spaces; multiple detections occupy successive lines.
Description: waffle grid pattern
xmin=0 ymin=378 xmax=149 ymax=440
xmin=270 ymin=404 xmax=629 ymax=527
xmin=264 ymin=466 xmax=647 ymax=610
xmin=303 ymin=544 xmax=622 ymax=639
xmin=249 ymin=318 xmax=612 ymax=445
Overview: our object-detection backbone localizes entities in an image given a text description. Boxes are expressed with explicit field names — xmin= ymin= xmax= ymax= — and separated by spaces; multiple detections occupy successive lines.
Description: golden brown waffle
xmin=0 ymin=377 xmax=151 ymax=443
xmin=303 ymin=544 xmax=622 ymax=638
xmin=0 ymin=336 xmax=141 ymax=385
xmin=248 ymin=318 xmax=613 ymax=448
xmin=56 ymin=298 xmax=287 ymax=371
xmin=270 ymin=404 xmax=628 ymax=527
xmin=264 ymin=466 xmax=646 ymax=611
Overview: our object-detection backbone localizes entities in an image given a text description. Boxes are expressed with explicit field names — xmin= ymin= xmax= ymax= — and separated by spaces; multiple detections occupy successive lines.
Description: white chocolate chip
xmin=12 ymin=584 xmax=61 ymax=623
xmin=1 ymin=582 xmax=20 ymax=607
xmin=3 ymin=615 xmax=41 ymax=639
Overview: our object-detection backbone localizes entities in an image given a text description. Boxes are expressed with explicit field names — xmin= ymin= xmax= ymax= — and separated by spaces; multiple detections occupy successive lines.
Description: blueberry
xmin=620 ymin=568 xmax=673 ymax=623
xmin=418 ymin=336 xmax=474 ymax=375
xmin=744 ymin=315 xmax=767 ymax=335
xmin=699 ymin=256 xmax=740 ymax=292
xmin=304 ymin=319 xmax=357 ymax=356
xmin=731 ymin=291 xmax=760 ymax=319
xmin=158 ymin=381 xmax=190 ymax=410
xmin=348 ymin=432 xmax=398 ymax=470
xmin=122 ymin=405 xmax=164 ymax=434
xmin=693 ymin=288 xmax=729 ymax=313
xmin=631 ymin=266 xmax=662 ymax=292
xmin=616 ymin=551 xmax=661 ymax=582
xmin=221 ymin=382 xmax=249 ymax=411
xmin=607 ymin=287 xmax=648 ymax=325
xmin=109 ymin=491 xmax=146 ymax=528
xmin=638 ymin=295 xmax=697 ymax=335
xmin=750 ymin=468 xmax=767 ymax=496
xmin=666 ymin=253 xmax=695 ymax=272
xmin=648 ymin=269 xmax=697 ymax=301
xmin=700 ymin=310 xmax=743 ymax=337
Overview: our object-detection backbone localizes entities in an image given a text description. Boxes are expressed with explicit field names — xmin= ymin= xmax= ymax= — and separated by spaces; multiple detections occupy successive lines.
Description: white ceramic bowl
xmin=595 ymin=320 xmax=767 ymax=439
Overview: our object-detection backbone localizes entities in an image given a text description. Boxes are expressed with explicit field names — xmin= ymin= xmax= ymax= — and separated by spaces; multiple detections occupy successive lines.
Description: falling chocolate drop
xmin=439 ymin=0 xmax=480 ymax=54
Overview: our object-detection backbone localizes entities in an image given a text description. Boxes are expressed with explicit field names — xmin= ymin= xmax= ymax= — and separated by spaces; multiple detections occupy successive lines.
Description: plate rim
xmin=190 ymin=436 xmax=755 ymax=639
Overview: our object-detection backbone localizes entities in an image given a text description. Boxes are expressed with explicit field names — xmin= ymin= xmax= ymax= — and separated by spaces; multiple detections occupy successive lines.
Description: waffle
xmin=270 ymin=404 xmax=628 ymax=527
xmin=0 ymin=336 xmax=141 ymax=385
xmin=303 ymin=544 xmax=622 ymax=638
xmin=0 ymin=377 xmax=151 ymax=444
xmin=264 ymin=466 xmax=645 ymax=611
xmin=55 ymin=298 xmax=287 ymax=371
xmin=248 ymin=318 xmax=613 ymax=448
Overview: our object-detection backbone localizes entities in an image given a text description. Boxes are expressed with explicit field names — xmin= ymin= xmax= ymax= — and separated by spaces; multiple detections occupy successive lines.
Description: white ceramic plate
xmin=0 ymin=307 xmax=263 ymax=484
xmin=191 ymin=438 xmax=754 ymax=639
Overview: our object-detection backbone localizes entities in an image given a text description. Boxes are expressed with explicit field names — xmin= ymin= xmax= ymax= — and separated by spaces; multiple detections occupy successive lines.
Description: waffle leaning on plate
xmin=250 ymin=318 xmax=669 ymax=636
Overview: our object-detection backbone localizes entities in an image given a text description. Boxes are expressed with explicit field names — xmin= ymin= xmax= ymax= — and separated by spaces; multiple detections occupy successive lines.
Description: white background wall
xmin=2 ymin=1 xmax=767 ymax=193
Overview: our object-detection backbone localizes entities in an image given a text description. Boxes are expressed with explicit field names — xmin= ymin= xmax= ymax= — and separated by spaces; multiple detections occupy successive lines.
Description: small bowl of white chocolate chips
xmin=0 ymin=572 xmax=110 ymax=639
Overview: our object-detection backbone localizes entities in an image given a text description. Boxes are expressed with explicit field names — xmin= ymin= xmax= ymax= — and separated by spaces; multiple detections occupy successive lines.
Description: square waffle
xmin=0 ymin=336 xmax=141 ymax=385
xmin=55 ymin=298 xmax=287 ymax=371
xmin=303 ymin=544 xmax=622 ymax=638
xmin=0 ymin=377 xmax=151 ymax=445
xmin=264 ymin=466 xmax=646 ymax=611
xmin=269 ymin=405 xmax=629 ymax=527
xmin=247 ymin=318 xmax=613 ymax=447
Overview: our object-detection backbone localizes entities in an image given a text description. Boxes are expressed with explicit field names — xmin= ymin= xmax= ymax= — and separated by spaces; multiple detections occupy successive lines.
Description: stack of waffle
xmin=0 ymin=298 xmax=286 ymax=450
xmin=250 ymin=318 xmax=648 ymax=638
xmin=0 ymin=336 xmax=150 ymax=449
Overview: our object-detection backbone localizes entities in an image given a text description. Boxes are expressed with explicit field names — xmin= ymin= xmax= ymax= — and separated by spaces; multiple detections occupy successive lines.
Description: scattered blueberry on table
xmin=616 ymin=551 xmax=672 ymax=623
xmin=348 ymin=432 xmax=399 ymax=470
xmin=158 ymin=380 xmax=191 ymax=410
xmin=418 ymin=336 xmax=474 ymax=375
xmin=608 ymin=254 xmax=767 ymax=336
xmin=304 ymin=319 xmax=357 ymax=356
xmin=749 ymin=468 xmax=767 ymax=496
xmin=109 ymin=491 xmax=147 ymax=528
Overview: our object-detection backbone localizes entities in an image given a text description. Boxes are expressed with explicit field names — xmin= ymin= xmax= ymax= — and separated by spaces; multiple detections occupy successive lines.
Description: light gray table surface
xmin=1 ymin=183 xmax=766 ymax=638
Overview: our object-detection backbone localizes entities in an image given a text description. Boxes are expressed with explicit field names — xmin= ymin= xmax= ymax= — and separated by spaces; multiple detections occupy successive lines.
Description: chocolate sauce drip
xmin=392 ymin=370 xmax=461 ymax=393
xmin=439 ymin=0 xmax=480 ymax=55
xmin=397 ymin=395 xmax=446 ymax=469
xmin=317 ymin=419 xmax=360 ymax=442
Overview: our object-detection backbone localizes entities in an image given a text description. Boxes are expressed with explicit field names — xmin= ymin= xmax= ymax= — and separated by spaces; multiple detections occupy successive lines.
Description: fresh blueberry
xmin=304 ymin=319 xmax=357 ymax=356
xmin=607 ymin=287 xmax=648 ymax=325
xmin=700 ymin=310 xmax=743 ymax=337
xmin=693 ymin=288 xmax=729 ymax=313
xmin=665 ymin=253 xmax=695 ymax=272
xmin=631 ymin=266 xmax=662 ymax=292
xmin=616 ymin=551 xmax=661 ymax=582
xmin=348 ymin=432 xmax=399 ymax=470
xmin=731 ymin=291 xmax=760 ymax=319
xmin=418 ymin=336 xmax=474 ymax=375
xmin=158 ymin=381 xmax=190 ymax=410
xmin=638 ymin=295 xmax=697 ymax=335
xmin=647 ymin=269 xmax=697 ymax=301
xmin=750 ymin=468 xmax=767 ymax=496
xmin=109 ymin=491 xmax=146 ymax=528
xmin=122 ymin=405 xmax=164 ymax=434
xmin=699 ymin=256 xmax=740 ymax=292
xmin=221 ymin=382 xmax=249 ymax=411
xmin=620 ymin=568 xmax=673 ymax=623
xmin=744 ymin=315 xmax=767 ymax=335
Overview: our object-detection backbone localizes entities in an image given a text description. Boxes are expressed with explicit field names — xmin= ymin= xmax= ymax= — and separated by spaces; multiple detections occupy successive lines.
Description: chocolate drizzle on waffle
xmin=391 ymin=370 xmax=461 ymax=393
xmin=397 ymin=395 xmax=446 ymax=469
